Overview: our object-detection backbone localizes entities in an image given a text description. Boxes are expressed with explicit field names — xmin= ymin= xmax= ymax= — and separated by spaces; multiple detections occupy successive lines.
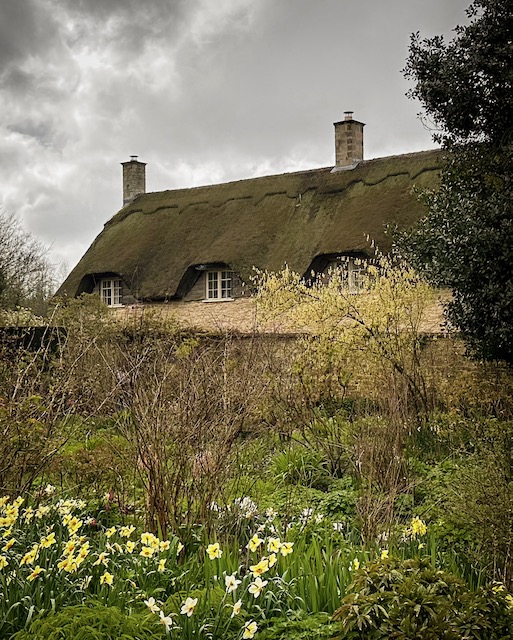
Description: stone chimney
xmin=121 ymin=156 xmax=146 ymax=205
xmin=333 ymin=111 xmax=365 ymax=170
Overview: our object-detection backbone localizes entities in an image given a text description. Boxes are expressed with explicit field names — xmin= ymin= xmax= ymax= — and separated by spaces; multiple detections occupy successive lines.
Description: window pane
xmin=207 ymin=272 xmax=218 ymax=299
xmin=101 ymin=280 xmax=112 ymax=306
xmin=113 ymin=280 xmax=122 ymax=305
xmin=221 ymin=271 xmax=233 ymax=298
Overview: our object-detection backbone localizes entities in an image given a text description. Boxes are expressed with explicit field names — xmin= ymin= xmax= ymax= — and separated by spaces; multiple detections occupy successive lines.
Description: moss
xmin=57 ymin=150 xmax=441 ymax=301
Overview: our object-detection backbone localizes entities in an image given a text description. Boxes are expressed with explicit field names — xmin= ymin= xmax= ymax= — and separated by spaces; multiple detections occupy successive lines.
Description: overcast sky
xmin=0 ymin=0 xmax=470 ymax=276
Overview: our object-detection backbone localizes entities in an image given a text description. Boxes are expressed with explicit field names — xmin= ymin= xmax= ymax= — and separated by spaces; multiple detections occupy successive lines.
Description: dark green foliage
xmin=333 ymin=557 xmax=513 ymax=639
xmin=256 ymin=612 xmax=343 ymax=640
xmin=400 ymin=0 xmax=513 ymax=363
xmin=11 ymin=603 xmax=165 ymax=640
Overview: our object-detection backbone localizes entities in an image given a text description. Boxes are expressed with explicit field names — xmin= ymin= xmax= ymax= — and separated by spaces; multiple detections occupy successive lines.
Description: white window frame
xmin=341 ymin=258 xmax=366 ymax=293
xmin=100 ymin=278 xmax=123 ymax=307
xmin=205 ymin=270 xmax=234 ymax=301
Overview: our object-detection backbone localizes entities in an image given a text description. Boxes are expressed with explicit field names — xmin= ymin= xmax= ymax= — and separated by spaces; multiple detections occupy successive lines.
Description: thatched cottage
xmin=57 ymin=113 xmax=440 ymax=331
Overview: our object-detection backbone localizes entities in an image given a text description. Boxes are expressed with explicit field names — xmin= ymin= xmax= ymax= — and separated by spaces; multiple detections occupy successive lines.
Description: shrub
xmin=332 ymin=556 xmax=513 ymax=639
xmin=11 ymin=603 xmax=165 ymax=640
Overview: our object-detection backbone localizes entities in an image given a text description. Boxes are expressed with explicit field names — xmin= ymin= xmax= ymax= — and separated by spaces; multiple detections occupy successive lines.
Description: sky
xmin=0 ymin=0 xmax=471 ymax=276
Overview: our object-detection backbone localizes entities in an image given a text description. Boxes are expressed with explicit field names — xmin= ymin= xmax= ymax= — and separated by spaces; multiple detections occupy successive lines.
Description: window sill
xmin=202 ymin=298 xmax=235 ymax=303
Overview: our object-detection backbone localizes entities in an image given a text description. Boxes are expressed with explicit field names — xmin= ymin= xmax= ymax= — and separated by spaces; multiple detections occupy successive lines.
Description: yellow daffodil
xmin=141 ymin=532 xmax=157 ymax=546
xmin=411 ymin=516 xmax=427 ymax=537
xmin=20 ymin=545 xmax=39 ymax=566
xmin=67 ymin=517 xmax=82 ymax=535
xmin=100 ymin=571 xmax=114 ymax=586
xmin=349 ymin=558 xmax=360 ymax=572
xmin=78 ymin=542 xmax=90 ymax=559
xmin=28 ymin=565 xmax=44 ymax=581
xmin=268 ymin=553 xmax=277 ymax=568
xmin=41 ymin=532 xmax=56 ymax=548
xmin=23 ymin=507 xmax=34 ymax=523
xmin=267 ymin=537 xmax=281 ymax=553
xmin=176 ymin=541 xmax=184 ymax=555
xmin=93 ymin=552 xmax=109 ymax=566
xmin=225 ymin=573 xmax=242 ymax=593
xmin=248 ymin=576 xmax=268 ymax=598
xmin=180 ymin=597 xmax=198 ymax=617
xmin=126 ymin=541 xmax=136 ymax=554
xmin=206 ymin=542 xmax=222 ymax=559
xmin=36 ymin=505 xmax=50 ymax=519
xmin=249 ymin=558 xmax=269 ymax=577
xmin=158 ymin=558 xmax=166 ymax=572
xmin=0 ymin=555 xmax=8 ymax=569
xmin=57 ymin=555 xmax=77 ymax=573
xmin=247 ymin=534 xmax=264 ymax=553
xmin=2 ymin=538 xmax=15 ymax=552
xmin=105 ymin=526 xmax=117 ymax=538
xmin=119 ymin=525 xmax=135 ymax=538
xmin=280 ymin=542 xmax=293 ymax=556
xmin=380 ymin=549 xmax=389 ymax=560
xmin=144 ymin=596 xmax=160 ymax=613
xmin=2 ymin=528 xmax=13 ymax=539
xmin=243 ymin=620 xmax=258 ymax=639
xmin=159 ymin=540 xmax=170 ymax=551
xmin=63 ymin=539 xmax=78 ymax=555
xmin=231 ymin=599 xmax=242 ymax=618
xmin=62 ymin=513 xmax=72 ymax=526
xmin=0 ymin=496 xmax=9 ymax=508
xmin=140 ymin=546 xmax=155 ymax=558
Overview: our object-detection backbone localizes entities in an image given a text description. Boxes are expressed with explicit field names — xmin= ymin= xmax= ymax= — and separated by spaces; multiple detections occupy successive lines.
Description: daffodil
xmin=41 ymin=532 xmax=56 ymax=548
xmin=100 ymin=571 xmax=114 ymax=586
xmin=268 ymin=553 xmax=277 ymax=568
xmin=279 ymin=542 xmax=293 ymax=556
xmin=243 ymin=620 xmax=258 ymax=639
xmin=20 ymin=544 xmax=39 ymax=566
xmin=36 ymin=505 xmax=50 ymax=519
xmin=119 ymin=525 xmax=135 ymax=538
xmin=63 ymin=539 xmax=78 ymax=555
xmin=250 ymin=558 xmax=269 ymax=577
xmin=225 ymin=573 xmax=241 ymax=593
xmin=2 ymin=538 xmax=15 ymax=552
xmin=206 ymin=542 xmax=222 ymax=559
xmin=180 ymin=596 xmax=198 ymax=617
xmin=159 ymin=539 xmax=170 ymax=551
xmin=93 ymin=552 xmax=109 ymax=566
xmin=159 ymin=610 xmax=173 ymax=632
xmin=28 ymin=565 xmax=44 ymax=581
xmin=0 ymin=555 xmax=8 ymax=570
xmin=267 ymin=537 xmax=281 ymax=553
xmin=67 ymin=516 xmax=82 ymax=535
xmin=141 ymin=531 xmax=157 ymax=546
xmin=140 ymin=546 xmax=155 ymax=558
xmin=349 ymin=558 xmax=360 ymax=572
xmin=158 ymin=558 xmax=166 ymax=572
xmin=380 ymin=549 xmax=389 ymax=560
xmin=126 ymin=541 xmax=136 ymax=554
xmin=176 ymin=541 xmax=184 ymax=555
xmin=411 ymin=516 xmax=427 ymax=537
xmin=231 ymin=599 xmax=242 ymax=618
xmin=105 ymin=526 xmax=117 ymax=538
xmin=144 ymin=596 xmax=160 ymax=613
xmin=247 ymin=534 xmax=264 ymax=552
xmin=248 ymin=576 xmax=268 ymax=598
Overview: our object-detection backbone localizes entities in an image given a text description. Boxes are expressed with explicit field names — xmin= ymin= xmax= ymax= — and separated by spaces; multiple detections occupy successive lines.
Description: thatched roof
xmin=57 ymin=150 xmax=440 ymax=301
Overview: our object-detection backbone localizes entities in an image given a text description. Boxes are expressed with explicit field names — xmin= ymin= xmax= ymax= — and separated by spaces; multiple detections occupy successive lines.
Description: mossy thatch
xmin=57 ymin=150 xmax=440 ymax=301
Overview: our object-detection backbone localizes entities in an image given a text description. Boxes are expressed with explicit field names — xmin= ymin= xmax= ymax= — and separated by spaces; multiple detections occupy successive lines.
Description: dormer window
xmin=206 ymin=270 xmax=234 ymax=301
xmin=101 ymin=278 xmax=123 ymax=306
xmin=339 ymin=257 xmax=366 ymax=292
